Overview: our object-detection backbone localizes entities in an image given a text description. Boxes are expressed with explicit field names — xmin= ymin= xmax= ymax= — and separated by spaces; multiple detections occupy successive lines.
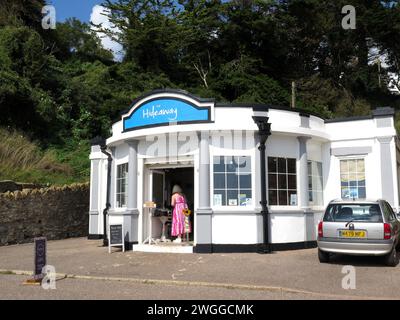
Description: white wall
xmin=266 ymin=135 xmax=298 ymax=158
xmin=211 ymin=214 xmax=263 ymax=244
xmin=269 ymin=212 xmax=305 ymax=243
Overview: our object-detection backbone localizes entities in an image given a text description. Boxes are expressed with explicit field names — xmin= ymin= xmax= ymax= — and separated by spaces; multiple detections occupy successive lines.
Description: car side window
xmin=383 ymin=202 xmax=395 ymax=221
xmin=387 ymin=202 xmax=397 ymax=221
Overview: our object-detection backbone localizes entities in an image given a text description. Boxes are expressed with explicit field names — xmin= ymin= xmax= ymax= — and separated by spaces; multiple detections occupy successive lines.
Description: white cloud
xmin=90 ymin=5 xmax=124 ymax=61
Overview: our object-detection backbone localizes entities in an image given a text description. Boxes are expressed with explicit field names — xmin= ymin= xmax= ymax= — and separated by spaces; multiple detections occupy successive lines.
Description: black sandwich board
xmin=109 ymin=224 xmax=125 ymax=253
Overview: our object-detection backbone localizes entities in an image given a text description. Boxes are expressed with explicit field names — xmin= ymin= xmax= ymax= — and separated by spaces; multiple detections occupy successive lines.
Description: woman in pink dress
xmin=171 ymin=184 xmax=190 ymax=243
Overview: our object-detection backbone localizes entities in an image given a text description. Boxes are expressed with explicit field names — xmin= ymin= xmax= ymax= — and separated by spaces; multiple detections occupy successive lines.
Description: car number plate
xmin=339 ymin=230 xmax=366 ymax=238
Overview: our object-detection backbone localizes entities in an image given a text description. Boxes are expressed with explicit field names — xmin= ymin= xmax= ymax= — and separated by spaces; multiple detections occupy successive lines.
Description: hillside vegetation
xmin=0 ymin=0 xmax=400 ymax=183
xmin=0 ymin=128 xmax=88 ymax=185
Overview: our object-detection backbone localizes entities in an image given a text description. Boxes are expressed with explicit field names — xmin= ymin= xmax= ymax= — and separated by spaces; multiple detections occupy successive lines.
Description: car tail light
xmin=318 ymin=221 xmax=323 ymax=238
xmin=384 ymin=223 xmax=392 ymax=240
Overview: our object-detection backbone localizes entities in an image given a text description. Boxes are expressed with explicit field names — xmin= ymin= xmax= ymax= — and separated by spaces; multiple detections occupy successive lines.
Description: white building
xmin=88 ymin=89 xmax=400 ymax=253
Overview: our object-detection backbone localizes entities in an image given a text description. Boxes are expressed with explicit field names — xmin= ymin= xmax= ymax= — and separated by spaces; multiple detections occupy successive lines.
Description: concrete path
xmin=0 ymin=238 xmax=399 ymax=299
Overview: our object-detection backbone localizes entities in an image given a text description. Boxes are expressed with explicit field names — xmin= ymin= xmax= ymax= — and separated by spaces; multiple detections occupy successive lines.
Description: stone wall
xmin=0 ymin=183 xmax=89 ymax=246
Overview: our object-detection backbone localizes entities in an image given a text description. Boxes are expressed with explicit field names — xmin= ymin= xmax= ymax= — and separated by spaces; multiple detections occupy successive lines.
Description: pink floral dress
xmin=171 ymin=194 xmax=191 ymax=236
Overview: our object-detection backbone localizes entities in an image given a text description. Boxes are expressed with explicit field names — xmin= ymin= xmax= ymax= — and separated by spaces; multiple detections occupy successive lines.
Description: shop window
xmin=268 ymin=157 xmax=297 ymax=206
xmin=213 ymin=156 xmax=252 ymax=207
xmin=308 ymin=161 xmax=323 ymax=206
xmin=340 ymin=159 xmax=366 ymax=199
xmin=116 ymin=163 xmax=128 ymax=207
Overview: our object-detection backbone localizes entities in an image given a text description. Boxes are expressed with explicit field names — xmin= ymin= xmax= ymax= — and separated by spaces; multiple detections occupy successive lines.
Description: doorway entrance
xmin=144 ymin=165 xmax=195 ymax=248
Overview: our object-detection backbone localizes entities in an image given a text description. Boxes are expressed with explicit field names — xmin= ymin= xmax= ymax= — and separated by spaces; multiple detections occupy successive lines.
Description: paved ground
xmin=0 ymin=237 xmax=399 ymax=300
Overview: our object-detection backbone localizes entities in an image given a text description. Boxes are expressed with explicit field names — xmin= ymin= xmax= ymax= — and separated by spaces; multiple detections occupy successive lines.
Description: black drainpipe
xmin=252 ymin=116 xmax=272 ymax=254
xmin=100 ymin=142 xmax=112 ymax=247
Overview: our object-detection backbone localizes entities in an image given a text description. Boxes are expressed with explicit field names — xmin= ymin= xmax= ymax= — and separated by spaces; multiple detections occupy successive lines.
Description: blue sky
xmin=47 ymin=0 xmax=104 ymax=22
xmin=46 ymin=0 xmax=124 ymax=61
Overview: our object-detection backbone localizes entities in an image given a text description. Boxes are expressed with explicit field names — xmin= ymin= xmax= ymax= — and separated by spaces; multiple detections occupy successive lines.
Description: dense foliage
xmin=0 ymin=0 xmax=399 ymax=183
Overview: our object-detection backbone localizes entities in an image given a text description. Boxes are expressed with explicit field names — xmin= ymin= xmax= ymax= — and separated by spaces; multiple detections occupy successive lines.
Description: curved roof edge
xmin=216 ymin=102 xmax=323 ymax=119
xmin=114 ymin=89 xmax=395 ymax=125
xmin=119 ymin=88 xmax=216 ymax=117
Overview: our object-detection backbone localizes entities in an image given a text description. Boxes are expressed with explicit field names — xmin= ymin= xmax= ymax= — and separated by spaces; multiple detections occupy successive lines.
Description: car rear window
xmin=323 ymin=204 xmax=383 ymax=222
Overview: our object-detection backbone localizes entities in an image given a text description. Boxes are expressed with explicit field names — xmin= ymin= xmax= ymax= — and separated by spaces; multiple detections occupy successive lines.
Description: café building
xmin=88 ymin=89 xmax=399 ymax=253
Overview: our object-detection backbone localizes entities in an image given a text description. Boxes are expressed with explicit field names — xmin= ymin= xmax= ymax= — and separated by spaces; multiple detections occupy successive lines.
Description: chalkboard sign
xmin=108 ymin=224 xmax=125 ymax=253
xmin=34 ymin=237 xmax=47 ymax=280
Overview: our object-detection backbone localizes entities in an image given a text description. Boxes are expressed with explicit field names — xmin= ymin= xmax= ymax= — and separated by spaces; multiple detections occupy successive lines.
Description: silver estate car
xmin=317 ymin=199 xmax=400 ymax=266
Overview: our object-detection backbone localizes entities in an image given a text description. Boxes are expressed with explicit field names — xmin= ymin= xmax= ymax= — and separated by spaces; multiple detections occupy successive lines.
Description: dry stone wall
xmin=0 ymin=183 xmax=89 ymax=246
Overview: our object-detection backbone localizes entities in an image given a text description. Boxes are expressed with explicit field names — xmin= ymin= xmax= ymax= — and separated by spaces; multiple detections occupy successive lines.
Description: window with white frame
xmin=268 ymin=157 xmax=297 ymax=206
xmin=340 ymin=158 xmax=366 ymax=199
xmin=213 ymin=156 xmax=252 ymax=207
xmin=116 ymin=163 xmax=128 ymax=208
xmin=308 ymin=161 xmax=323 ymax=206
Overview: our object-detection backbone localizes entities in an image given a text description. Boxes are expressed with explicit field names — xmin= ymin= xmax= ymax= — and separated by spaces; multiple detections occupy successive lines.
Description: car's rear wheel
xmin=318 ymin=248 xmax=330 ymax=263
xmin=384 ymin=246 xmax=399 ymax=267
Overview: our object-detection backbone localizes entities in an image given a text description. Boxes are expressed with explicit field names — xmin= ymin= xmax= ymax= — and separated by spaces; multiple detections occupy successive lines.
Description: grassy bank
xmin=0 ymin=128 xmax=89 ymax=185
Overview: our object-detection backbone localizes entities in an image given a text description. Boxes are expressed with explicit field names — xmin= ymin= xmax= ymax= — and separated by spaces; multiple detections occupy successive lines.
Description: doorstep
xmin=132 ymin=242 xmax=194 ymax=254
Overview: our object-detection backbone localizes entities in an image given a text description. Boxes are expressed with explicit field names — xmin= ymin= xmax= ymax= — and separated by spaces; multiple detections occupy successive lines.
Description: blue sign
xmin=123 ymin=98 xmax=211 ymax=131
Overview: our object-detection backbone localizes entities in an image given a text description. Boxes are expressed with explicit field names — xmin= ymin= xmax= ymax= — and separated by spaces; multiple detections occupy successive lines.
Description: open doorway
xmin=149 ymin=166 xmax=195 ymax=244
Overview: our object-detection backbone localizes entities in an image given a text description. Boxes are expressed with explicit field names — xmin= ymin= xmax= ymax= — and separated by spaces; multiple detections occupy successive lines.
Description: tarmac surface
xmin=0 ymin=237 xmax=399 ymax=300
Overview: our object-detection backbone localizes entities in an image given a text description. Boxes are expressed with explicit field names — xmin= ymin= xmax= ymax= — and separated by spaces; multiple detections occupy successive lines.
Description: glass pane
xmin=268 ymin=174 xmax=277 ymax=189
xmin=349 ymin=187 xmax=359 ymax=198
xmin=309 ymin=191 xmax=313 ymax=202
xmin=213 ymin=190 xmax=226 ymax=206
xmin=239 ymin=174 xmax=251 ymax=189
xmin=341 ymin=187 xmax=350 ymax=199
xmin=213 ymin=156 xmax=225 ymax=173
xmin=287 ymin=158 xmax=296 ymax=174
xmin=239 ymin=190 xmax=252 ymax=206
xmin=348 ymin=173 xmax=357 ymax=186
xmin=308 ymin=176 xmax=312 ymax=190
xmin=288 ymin=174 xmax=297 ymax=190
xmin=307 ymin=161 xmax=311 ymax=174
xmin=278 ymin=158 xmax=287 ymax=173
xmin=238 ymin=156 xmax=251 ymax=172
xmin=227 ymin=189 xmax=239 ymax=206
xmin=341 ymin=174 xmax=349 ymax=187
xmin=357 ymin=159 xmax=365 ymax=173
xmin=288 ymin=191 xmax=297 ymax=206
xmin=325 ymin=204 xmax=382 ymax=222
xmin=278 ymin=174 xmax=287 ymax=189
xmin=340 ymin=160 xmax=348 ymax=173
xmin=348 ymin=160 xmax=357 ymax=173
xmin=279 ymin=190 xmax=288 ymax=205
xmin=227 ymin=173 xmax=239 ymax=189
xmin=358 ymin=187 xmax=366 ymax=199
xmin=226 ymin=156 xmax=238 ymax=173
xmin=268 ymin=157 xmax=277 ymax=173
xmin=357 ymin=173 xmax=366 ymax=186
xmin=214 ymin=173 xmax=225 ymax=189
xmin=268 ymin=190 xmax=277 ymax=205
xmin=123 ymin=164 xmax=128 ymax=177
